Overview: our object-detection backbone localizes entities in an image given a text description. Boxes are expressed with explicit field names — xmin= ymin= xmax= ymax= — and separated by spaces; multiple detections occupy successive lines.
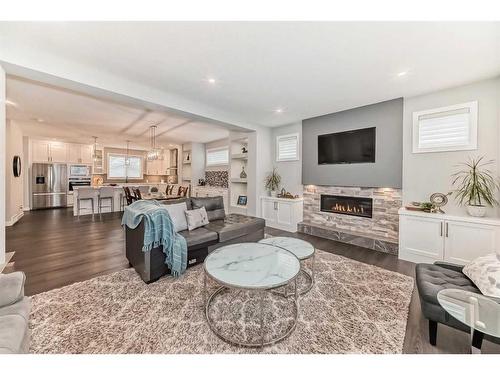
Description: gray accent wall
xmin=302 ymin=98 xmax=403 ymax=188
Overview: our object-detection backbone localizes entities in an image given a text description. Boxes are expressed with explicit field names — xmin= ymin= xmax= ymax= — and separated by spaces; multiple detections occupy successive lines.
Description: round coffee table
xmin=259 ymin=237 xmax=315 ymax=295
xmin=437 ymin=289 xmax=500 ymax=353
xmin=203 ymin=242 xmax=301 ymax=347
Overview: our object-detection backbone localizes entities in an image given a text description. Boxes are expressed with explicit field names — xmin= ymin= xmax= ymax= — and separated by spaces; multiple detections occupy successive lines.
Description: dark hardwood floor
xmin=6 ymin=208 xmax=500 ymax=354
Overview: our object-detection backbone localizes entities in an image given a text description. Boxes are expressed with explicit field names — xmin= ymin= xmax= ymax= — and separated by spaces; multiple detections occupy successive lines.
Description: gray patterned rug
xmin=29 ymin=249 xmax=414 ymax=353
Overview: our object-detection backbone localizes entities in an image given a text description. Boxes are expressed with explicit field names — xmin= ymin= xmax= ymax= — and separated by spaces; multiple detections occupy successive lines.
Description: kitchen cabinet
xmin=398 ymin=208 xmax=500 ymax=265
xmin=68 ymin=143 xmax=93 ymax=164
xmin=32 ymin=140 xmax=68 ymax=163
xmin=146 ymin=155 xmax=171 ymax=176
xmin=261 ymin=196 xmax=303 ymax=232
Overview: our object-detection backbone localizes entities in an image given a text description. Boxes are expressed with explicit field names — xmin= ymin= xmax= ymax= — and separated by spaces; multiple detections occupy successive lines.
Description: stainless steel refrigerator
xmin=31 ymin=163 xmax=68 ymax=209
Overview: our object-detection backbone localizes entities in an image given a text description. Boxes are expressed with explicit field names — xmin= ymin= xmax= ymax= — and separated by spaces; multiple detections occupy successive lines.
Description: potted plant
xmin=265 ymin=168 xmax=281 ymax=197
xmin=451 ymin=156 xmax=500 ymax=217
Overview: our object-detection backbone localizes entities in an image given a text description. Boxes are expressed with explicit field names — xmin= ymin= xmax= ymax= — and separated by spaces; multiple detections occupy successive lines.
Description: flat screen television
xmin=318 ymin=127 xmax=376 ymax=164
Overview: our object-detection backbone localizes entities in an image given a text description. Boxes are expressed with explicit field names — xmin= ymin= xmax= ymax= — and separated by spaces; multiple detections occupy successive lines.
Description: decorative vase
xmin=240 ymin=166 xmax=247 ymax=179
xmin=467 ymin=204 xmax=486 ymax=217
xmin=270 ymin=190 xmax=277 ymax=197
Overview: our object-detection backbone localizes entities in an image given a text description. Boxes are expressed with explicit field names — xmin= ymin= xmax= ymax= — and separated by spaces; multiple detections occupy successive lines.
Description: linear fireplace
xmin=320 ymin=194 xmax=373 ymax=218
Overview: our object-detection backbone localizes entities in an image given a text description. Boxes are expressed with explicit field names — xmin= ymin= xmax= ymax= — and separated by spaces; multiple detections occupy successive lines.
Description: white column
xmin=0 ymin=65 xmax=6 ymax=264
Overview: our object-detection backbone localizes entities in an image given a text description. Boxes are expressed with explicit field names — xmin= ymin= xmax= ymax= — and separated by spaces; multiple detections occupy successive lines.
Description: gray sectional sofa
xmin=0 ymin=272 xmax=31 ymax=354
xmin=125 ymin=196 xmax=265 ymax=283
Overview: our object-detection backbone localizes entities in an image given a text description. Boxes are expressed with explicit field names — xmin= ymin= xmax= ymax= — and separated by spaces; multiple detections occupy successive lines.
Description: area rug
xmin=29 ymin=249 xmax=414 ymax=353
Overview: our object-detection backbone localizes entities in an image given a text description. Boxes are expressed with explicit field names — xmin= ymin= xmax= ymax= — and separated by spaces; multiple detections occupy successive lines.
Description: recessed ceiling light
xmin=397 ymin=71 xmax=408 ymax=77
xmin=5 ymin=99 xmax=18 ymax=107
xmin=205 ymin=77 xmax=217 ymax=85
xmin=32 ymin=118 xmax=44 ymax=123
xmin=274 ymin=108 xmax=284 ymax=114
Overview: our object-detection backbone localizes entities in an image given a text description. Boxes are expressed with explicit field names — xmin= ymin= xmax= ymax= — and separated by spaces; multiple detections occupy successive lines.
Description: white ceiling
xmin=6 ymin=76 xmax=232 ymax=148
xmin=1 ymin=22 xmax=499 ymax=127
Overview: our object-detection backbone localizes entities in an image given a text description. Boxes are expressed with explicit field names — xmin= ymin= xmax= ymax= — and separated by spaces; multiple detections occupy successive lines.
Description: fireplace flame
xmin=332 ymin=203 xmax=364 ymax=214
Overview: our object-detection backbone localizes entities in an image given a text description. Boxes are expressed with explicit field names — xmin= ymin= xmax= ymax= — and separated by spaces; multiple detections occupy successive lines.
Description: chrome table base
xmin=203 ymin=272 xmax=299 ymax=348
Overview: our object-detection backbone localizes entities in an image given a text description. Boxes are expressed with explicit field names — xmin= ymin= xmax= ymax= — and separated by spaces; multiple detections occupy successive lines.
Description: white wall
xmin=5 ymin=120 xmax=24 ymax=225
xmin=272 ymin=122 xmax=303 ymax=196
xmin=0 ymin=65 xmax=5 ymax=264
xmin=403 ymin=77 xmax=500 ymax=216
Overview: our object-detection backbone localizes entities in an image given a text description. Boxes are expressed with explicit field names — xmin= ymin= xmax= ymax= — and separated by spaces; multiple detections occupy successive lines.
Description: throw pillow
xmin=163 ymin=202 xmax=188 ymax=232
xmin=463 ymin=253 xmax=500 ymax=298
xmin=185 ymin=207 xmax=209 ymax=231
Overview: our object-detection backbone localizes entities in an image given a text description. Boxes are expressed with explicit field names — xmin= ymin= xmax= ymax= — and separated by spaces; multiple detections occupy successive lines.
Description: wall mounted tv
xmin=318 ymin=127 xmax=376 ymax=164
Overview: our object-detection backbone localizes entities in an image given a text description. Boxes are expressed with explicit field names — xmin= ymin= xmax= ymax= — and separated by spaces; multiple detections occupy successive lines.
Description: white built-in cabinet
xmin=32 ymin=140 xmax=68 ymax=163
xmin=261 ymin=196 xmax=303 ymax=233
xmin=32 ymin=139 xmax=94 ymax=164
xmin=398 ymin=208 xmax=500 ymax=265
xmin=68 ymin=143 xmax=93 ymax=164
xmin=146 ymin=152 xmax=171 ymax=176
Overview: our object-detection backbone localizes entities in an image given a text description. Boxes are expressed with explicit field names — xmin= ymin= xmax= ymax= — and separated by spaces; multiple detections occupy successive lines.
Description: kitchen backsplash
xmin=205 ymin=170 xmax=228 ymax=188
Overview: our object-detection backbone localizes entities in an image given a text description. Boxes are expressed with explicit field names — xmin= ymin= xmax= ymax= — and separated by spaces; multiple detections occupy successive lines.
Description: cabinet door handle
xmin=445 ymin=222 xmax=449 ymax=237
xmin=440 ymin=222 xmax=443 ymax=237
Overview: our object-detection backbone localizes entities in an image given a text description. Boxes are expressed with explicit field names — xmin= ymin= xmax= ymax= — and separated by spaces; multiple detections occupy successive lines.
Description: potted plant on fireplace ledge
xmin=451 ymin=156 xmax=500 ymax=217
xmin=265 ymin=168 xmax=281 ymax=197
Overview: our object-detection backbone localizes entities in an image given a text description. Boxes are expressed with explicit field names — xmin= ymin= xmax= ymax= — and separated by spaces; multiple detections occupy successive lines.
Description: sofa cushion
xmin=0 ymin=297 xmax=30 ymax=354
xmin=179 ymin=227 xmax=218 ymax=247
xmin=162 ymin=197 xmax=193 ymax=210
xmin=416 ymin=263 xmax=480 ymax=306
xmin=463 ymin=253 xmax=500 ymax=298
xmin=0 ymin=272 xmax=25 ymax=307
xmin=204 ymin=214 xmax=265 ymax=243
xmin=163 ymin=202 xmax=188 ymax=232
xmin=191 ymin=196 xmax=226 ymax=221
xmin=185 ymin=207 xmax=209 ymax=231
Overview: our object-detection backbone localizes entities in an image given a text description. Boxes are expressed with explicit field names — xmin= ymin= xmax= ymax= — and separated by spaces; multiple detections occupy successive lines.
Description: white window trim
xmin=107 ymin=153 xmax=144 ymax=180
xmin=412 ymin=101 xmax=478 ymax=154
xmin=276 ymin=133 xmax=300 ymax=162
xmin=206 ymin=146 xmax=229 ymax=167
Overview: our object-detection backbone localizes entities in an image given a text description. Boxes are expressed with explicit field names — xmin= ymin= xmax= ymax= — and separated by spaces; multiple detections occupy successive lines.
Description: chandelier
xmin=147 ymin=125 xmax=164 ymax=161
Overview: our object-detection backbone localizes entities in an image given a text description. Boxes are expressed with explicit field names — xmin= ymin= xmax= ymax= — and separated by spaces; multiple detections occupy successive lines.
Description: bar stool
xmin=98 ymin=187 xmax=115 ymax=220
xmin=76 ymin=187 xmax=98 ymax=219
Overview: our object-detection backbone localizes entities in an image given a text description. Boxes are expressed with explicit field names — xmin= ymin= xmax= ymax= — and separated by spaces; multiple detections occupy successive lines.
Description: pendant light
xmin=147 ymin=125 xmax=164 ymax=161
xmin=125 ymin=140 xmax=131 ymax=166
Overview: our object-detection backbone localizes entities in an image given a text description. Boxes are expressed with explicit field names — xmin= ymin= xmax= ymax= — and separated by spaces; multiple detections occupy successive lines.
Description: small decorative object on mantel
xmin=278 ymin=188 xmax=298 ymax=199
xmin=237 ymin=195 xmax=247 ymax=206
xmin=240 ymin=166 xmax=247 ymax=179
xmin=264 ymin=168 xmax=281 ymax=197
xmin=405 ymin=201 xmax=437 ymax=213
xmin=429 ymin=192 xmax=451 ymax=213
xmin=241 ymin=146 xmax=248 ymax=154
xmin=451 ymin=156 xmax=500 ymax=217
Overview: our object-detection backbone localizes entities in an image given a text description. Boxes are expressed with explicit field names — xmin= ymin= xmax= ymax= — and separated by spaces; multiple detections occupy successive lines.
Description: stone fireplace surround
xmin=298 ymin=185 xmax=402 ymax=255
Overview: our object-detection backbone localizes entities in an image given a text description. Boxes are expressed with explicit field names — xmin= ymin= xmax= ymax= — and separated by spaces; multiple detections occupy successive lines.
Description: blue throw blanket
xmin=122 ymin=200 xmax=187 ymax=277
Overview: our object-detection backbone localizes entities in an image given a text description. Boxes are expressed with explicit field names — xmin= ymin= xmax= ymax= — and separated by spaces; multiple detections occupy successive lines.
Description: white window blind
xmin=206 ymin=147 xmax=229 ymax=166
xmin=108 ymin=155 xmax=143 ymax=179
xmin=413 ymin=101 xmax=478 ymax=153
xmin=276 ymin=133 xmax=299 ymax=161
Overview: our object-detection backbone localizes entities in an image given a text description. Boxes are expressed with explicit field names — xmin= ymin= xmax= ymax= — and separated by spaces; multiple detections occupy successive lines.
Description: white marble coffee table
xmin=259 ymin=237 xmax=316 ymax=295
xmin=203 ymin=242 xmax=301 ymax=347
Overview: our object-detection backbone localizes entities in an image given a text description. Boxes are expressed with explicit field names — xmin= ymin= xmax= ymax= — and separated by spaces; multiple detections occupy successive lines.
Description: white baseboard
xmin=23 ymin=207 xmax=30 ymax=212
xmin=6 ymin=211 xmax=24 ymax=226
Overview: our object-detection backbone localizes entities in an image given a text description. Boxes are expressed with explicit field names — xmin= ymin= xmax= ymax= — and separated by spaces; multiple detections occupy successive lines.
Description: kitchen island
xmin=72 ymin=183 xmax=170 ymax=216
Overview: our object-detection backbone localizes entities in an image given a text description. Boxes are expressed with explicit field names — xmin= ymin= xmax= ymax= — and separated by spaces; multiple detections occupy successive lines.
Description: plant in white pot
xmin=451 ymin=156 xmax=500 ymax=217
xmin=265 ymin=168 xmax=281 ymax=197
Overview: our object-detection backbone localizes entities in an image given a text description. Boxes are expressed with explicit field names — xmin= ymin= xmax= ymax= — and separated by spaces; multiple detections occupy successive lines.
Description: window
xmin=412 ymin=101 xmax=478 ymax=153
xmin=206 ymin=147 xmax=229 ymax=166
xmin=276 ymin=133 xmax=299 ymax=161
xmin=108 ymin=154 xmax=143 ymax=179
